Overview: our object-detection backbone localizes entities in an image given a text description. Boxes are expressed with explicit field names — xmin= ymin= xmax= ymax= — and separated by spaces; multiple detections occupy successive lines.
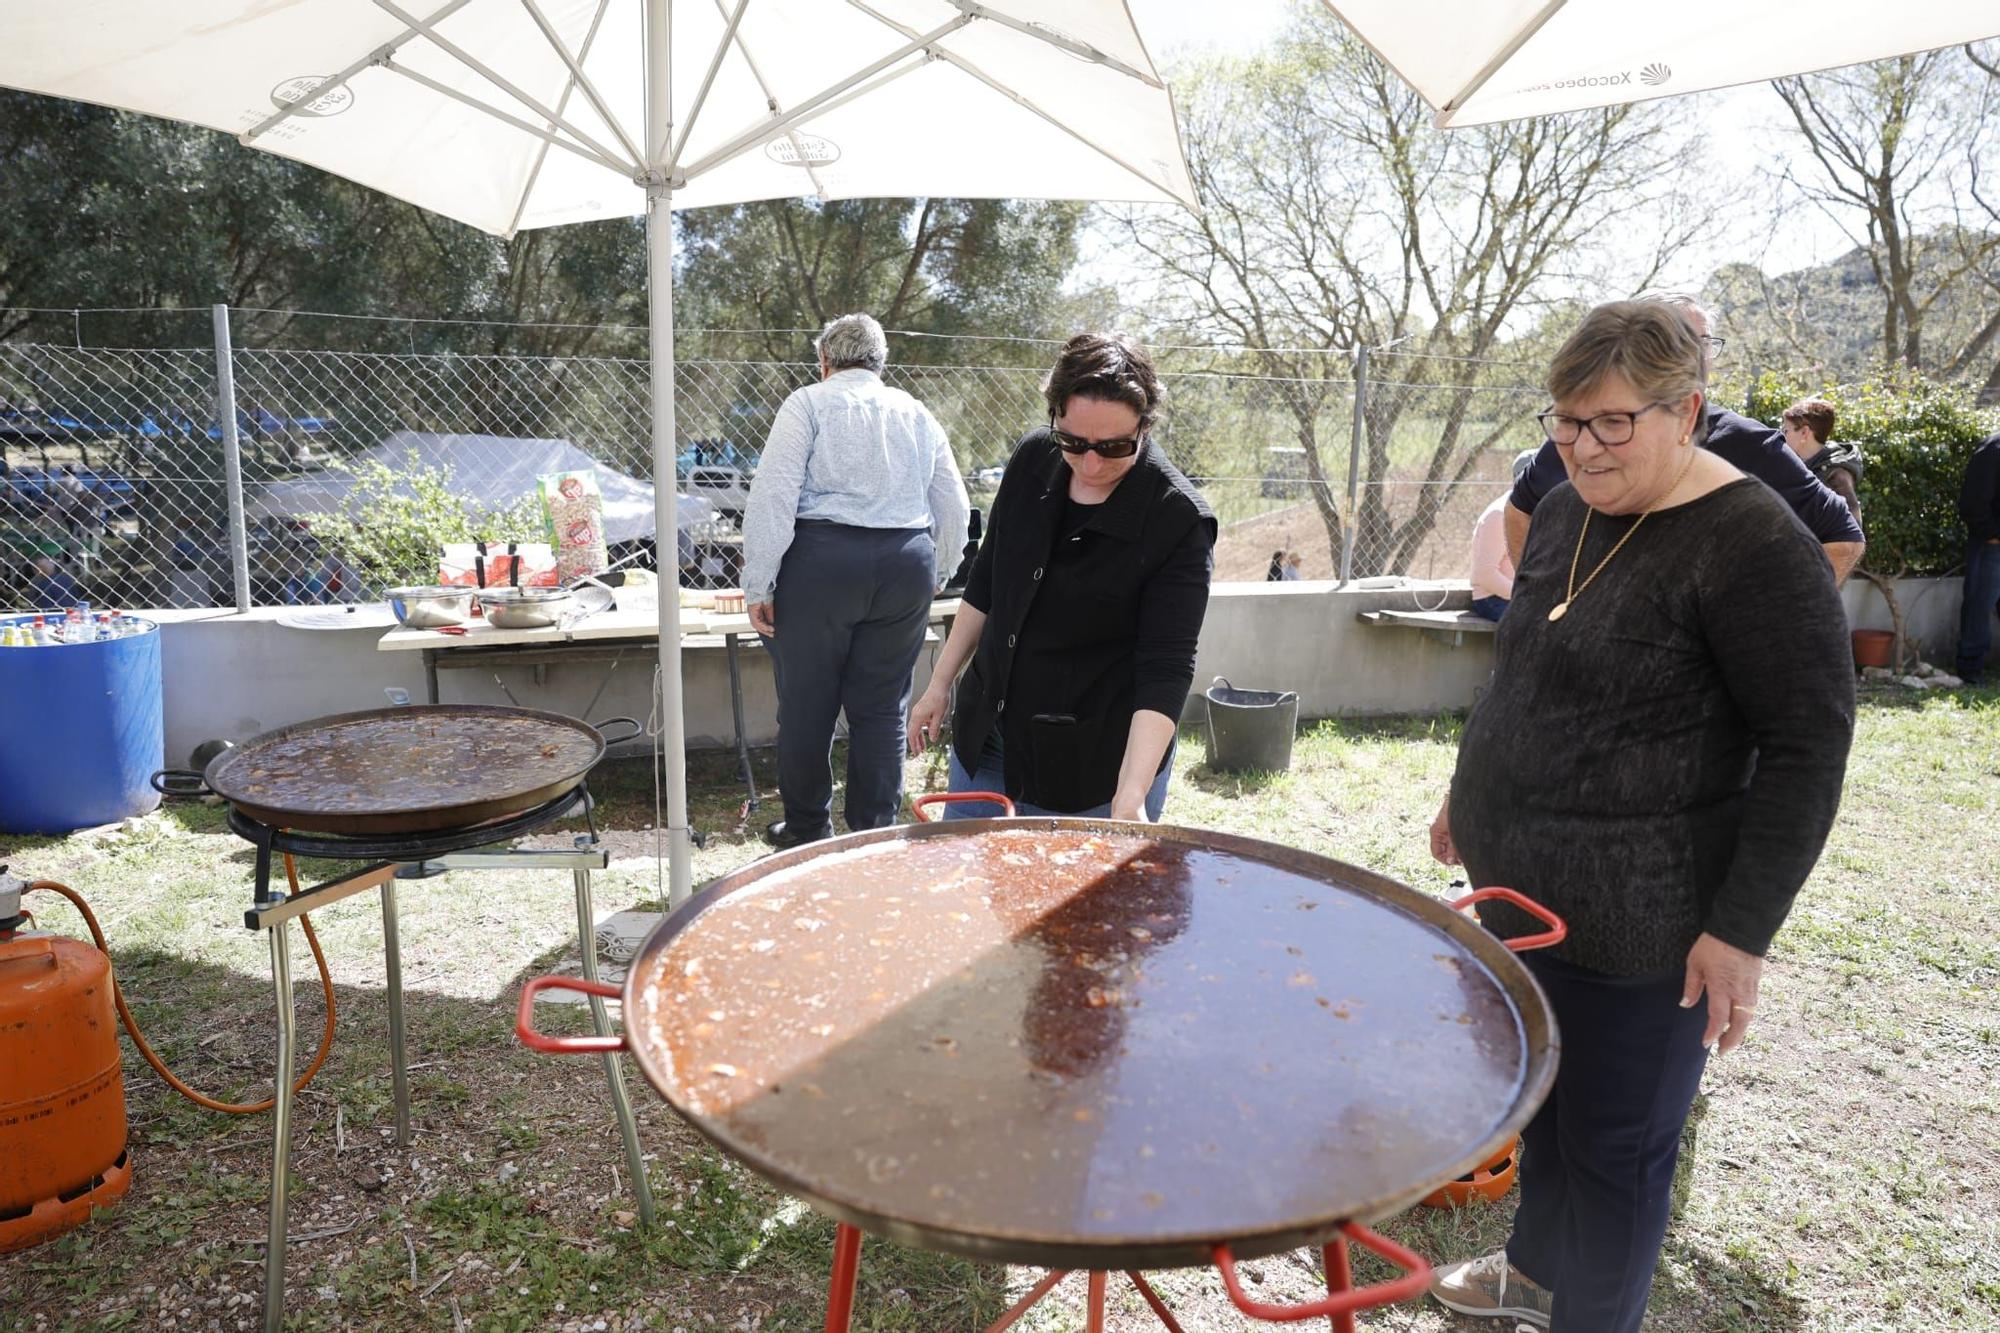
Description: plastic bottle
xmin=62 ymin=608 xmax=84 ymax=644
xmin=30 ymin=615 xmax=55 ymax=646
xmin=74 ymin=602 xmax=98 ymax=643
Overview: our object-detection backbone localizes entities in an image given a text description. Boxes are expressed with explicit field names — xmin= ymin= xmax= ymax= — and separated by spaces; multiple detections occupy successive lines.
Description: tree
xmin=1770 ymin=47 xmax=2000 ymax=384
xmin=1113 ymin=8 xmax=1698 ymax=573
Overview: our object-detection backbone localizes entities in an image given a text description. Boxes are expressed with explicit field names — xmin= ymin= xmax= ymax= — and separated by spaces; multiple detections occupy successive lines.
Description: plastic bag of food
xmin=438 ymin=540 xmax=560 ymax=589
xmin=539 ymin=470 xmax=610 ymax=582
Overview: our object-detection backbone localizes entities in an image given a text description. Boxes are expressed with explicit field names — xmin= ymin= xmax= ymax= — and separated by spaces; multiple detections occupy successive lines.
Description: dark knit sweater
xmin=1450 ymin=478 xmax=1856 ymax=975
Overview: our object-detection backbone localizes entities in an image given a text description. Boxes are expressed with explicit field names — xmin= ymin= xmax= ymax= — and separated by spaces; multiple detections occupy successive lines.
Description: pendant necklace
xmin=1548 ymin=445 xmax=1697 ymax=623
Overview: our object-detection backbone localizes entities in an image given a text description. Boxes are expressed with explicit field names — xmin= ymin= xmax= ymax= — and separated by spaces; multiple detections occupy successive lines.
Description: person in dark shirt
xmin=1780 ymin=398 xmax=1863 ymax=527
xmin=1427 ymin=302 xmax=1854 ymax=1332
xmin=907 ymin=332 xmax=1214 ymax=820
xmin=1503 ymin=295 xmax=1864 ymax=583
xmin=1956 ymin=432 xmax=2000 ymax=684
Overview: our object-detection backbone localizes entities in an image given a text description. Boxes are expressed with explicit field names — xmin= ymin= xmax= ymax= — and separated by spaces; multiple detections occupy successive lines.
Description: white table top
xmin=377 ymin=598 xmax=961 ymax=654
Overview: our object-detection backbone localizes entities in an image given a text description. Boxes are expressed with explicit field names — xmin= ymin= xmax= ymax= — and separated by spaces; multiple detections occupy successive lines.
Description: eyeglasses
xmin=1699 ymin=334 xmax=1726 ymax=353
xmin=1536 ymin=402 xmax=1673 ymax=447
xmin=1049 ymin=418 xmax=1144 ymax=459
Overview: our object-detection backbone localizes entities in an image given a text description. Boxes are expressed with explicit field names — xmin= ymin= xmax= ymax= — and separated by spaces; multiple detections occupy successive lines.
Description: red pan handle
xmin=911 ymin=791 xmax=1016 ymax=821
xmin=1451 ymin=886 xmax=1567 ymax=952
xmin=1213 ymin=1223 xmax=1432 ymax=1321
xmin=516 ymin=975 xmax=627 ymax=1054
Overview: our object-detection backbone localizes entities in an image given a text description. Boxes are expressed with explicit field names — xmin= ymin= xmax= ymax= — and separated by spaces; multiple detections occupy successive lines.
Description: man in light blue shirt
xmin=744 ymin=313 xmax=969 ymax=845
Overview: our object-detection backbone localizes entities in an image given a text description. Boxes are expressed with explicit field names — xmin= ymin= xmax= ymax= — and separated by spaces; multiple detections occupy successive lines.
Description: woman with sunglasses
xmin=1424 ymin=302 xmax=1855 ymax=1331
xmin=907 ymin=332 xmax=1215 ymax=820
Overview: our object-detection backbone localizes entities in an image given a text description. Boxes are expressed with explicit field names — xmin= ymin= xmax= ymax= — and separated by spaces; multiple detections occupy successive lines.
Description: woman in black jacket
xmin=906 ymin=333 xmax=1215 ymax=820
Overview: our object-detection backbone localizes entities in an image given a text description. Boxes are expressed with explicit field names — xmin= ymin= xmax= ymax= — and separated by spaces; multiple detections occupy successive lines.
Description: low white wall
xmin=148 ymin=572 xmax=1995 ymax=765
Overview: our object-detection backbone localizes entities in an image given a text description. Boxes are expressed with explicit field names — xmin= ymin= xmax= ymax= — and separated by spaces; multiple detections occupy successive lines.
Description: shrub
xmin=1744 ymin=370 xmax=1998 ymax=576
xmin=300 ymin=450 xmax=542 ymax=591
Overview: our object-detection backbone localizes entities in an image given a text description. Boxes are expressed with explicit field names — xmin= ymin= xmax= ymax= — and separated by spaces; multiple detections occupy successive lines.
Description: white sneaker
xmin=1428 ymin=1249 xmax=1554 ymax=1326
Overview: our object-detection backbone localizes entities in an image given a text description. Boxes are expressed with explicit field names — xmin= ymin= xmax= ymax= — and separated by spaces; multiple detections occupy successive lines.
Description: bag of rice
xmin=540 ymin=470 xmax=610 ymax=582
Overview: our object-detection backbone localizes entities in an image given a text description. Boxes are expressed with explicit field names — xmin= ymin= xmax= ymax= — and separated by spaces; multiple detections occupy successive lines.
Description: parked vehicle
xmin=685 ymin=465 xmax=753 ymax=522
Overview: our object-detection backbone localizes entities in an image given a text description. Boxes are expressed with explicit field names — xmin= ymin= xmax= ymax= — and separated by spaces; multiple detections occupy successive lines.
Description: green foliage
xmin=1745 ymin=370 xmax=1998 ymax=576
xmin=300 ymin=450 xmax=541 ymax=589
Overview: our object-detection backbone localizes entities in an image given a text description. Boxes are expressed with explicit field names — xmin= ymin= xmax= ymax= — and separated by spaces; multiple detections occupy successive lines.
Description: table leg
xmin=573 ymin=867 xmax=655 ymax=1225
xmin=260 ymin=920 xmax=297 ymax=1333
xmin=380 ymin=878 xmax=411 ymax=1148
xmin=1085 ymin=1271 xmax=1109 ymax=1333
xmin=823 ymin=1222 xmax=864 ymax=1333
xmin=1324 ymin=1235 xmax=1356 ymax=1333
xmin=424 ymin=648 xmax=439 ymax=705
xmin=984 ymin=1270 xmax=1070 ymax=1332
xmin=725 ymin=632 xmax=759 ymax=811
xmin=1125 ymin=1272 xmax=1186 ymax=1331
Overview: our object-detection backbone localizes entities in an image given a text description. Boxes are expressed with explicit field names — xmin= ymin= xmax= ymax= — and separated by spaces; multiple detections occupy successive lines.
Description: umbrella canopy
xmin=250 ymin=429 xmax=712 ymax=544
xmin=1323 ymin=0 xmax=2000 ymax=127
xmin=0 ymin=0 xmax=1199 ymax=920
xmin=0 ymin=0 xmax=1196 ymax=234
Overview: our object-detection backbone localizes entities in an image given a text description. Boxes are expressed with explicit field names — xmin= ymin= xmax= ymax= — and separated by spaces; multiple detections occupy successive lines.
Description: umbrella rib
xmin=686 ymin=0 xmax=832 ymax=197
xmin=387 ymin=59 xmax=632 ymax=176
xmin=506 ymin=0 xmax=621 ymax=236
xmin=1438 ymin=0 xmax=1570 ymax=122
xmin=668 ymin=0 xmax=751 ymax=175
xmin=241 ymin=0 xmax=476 ymax=143
xmin=676 ymin=14 xmax=974 ymax=183
xmin=846 ymin=0 xmax=1194 ymax=206
xmin=373 ymin=0 xmax=640 ymax=172
xmin=519 ymin=0 xmax=645 ymax=165
xmin=943 ymin=0 xmax=1163 ymax=89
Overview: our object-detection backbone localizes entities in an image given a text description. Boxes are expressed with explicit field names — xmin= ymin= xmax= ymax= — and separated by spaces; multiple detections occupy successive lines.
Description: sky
xmin=1106 ymin=0 xmax=1865 ymax=296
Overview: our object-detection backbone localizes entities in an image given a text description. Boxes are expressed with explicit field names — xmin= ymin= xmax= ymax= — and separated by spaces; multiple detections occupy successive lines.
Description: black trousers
xmin=1506 ymin=951 xmax=1711 ymax=1333
xmin=761 ymin=523 xmax=935 ymax=834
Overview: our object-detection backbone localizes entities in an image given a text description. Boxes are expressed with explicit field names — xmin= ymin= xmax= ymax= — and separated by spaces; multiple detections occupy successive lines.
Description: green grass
xmin=3 ymin=683 xmax=1997 ymax=1330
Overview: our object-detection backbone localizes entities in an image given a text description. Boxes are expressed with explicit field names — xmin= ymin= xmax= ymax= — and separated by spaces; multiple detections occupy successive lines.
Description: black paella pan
xmin=154 ymin=705 xmax=637 ymax=835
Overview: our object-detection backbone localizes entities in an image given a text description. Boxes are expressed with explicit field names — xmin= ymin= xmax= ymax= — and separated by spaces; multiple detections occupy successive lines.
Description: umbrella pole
xmin=646 ymin=0 xmax=693 ymax=907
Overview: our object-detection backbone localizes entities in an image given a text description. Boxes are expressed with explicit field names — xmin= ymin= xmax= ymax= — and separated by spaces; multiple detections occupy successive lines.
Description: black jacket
xmin=1510 ymin=405 xmax=1865 ymax=546
xmin=1962 ymin=434 xmax=2000 ymax=544
xmin=953 ymin=429 xmax=1215 ymax=812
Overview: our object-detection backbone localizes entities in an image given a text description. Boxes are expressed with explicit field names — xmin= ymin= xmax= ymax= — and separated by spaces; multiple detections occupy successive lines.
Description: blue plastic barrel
xmin=0 ymin=616 xmax=163 ymax=833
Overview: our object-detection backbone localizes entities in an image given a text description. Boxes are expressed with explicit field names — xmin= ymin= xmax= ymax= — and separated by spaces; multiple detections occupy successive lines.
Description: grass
xmin=2 ymin=683 xmax=1997 ymax=1331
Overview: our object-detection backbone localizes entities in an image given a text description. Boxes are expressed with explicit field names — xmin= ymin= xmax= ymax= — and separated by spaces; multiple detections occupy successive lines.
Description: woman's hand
xmin=1681 ymin=932 xmax=1765 ymax=1054
xmin=1109 ymin=790 xmax=1151 ymax=822
xmin=1428 ymin=795 xmax=1459 ymax=865
xmin=907 ymin=688 xmax=948 ymax=756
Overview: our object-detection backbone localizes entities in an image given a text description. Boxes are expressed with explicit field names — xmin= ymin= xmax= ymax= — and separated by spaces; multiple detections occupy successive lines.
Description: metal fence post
xmin=212 ymin=303 xmax=252 ymax=613
xmin=1339 ymin=345 xmax=1368 ymax=586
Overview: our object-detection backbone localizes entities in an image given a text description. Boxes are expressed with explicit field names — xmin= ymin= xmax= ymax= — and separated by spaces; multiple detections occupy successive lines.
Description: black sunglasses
xmin=1049 ymin=417 xmax=1144 ymax=459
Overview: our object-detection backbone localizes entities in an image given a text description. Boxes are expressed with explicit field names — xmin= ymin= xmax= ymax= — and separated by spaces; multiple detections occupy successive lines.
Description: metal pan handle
xmin=911 ymin=791 xmax=1016 ymax=822
xmin=592 ymin=716 xmax=643 ymax=746
xmin=515 ymin=975 xmax=627 ymax=1054
xmin=150 ymin=768 xmax=212 ymax=798
xmin=1212 ymin=1222 xmax=1432 ymax=1322
xmin=1451 ymin=886 xmax=1568 ymax=952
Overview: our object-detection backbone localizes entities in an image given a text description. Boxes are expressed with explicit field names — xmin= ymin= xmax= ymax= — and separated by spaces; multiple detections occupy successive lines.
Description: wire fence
xmin=0 ymin=308 xmax=1549 ymax=611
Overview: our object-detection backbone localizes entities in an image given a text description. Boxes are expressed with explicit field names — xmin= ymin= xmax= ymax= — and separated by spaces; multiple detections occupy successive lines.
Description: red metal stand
xmin=819 ymin=1220 xmax=1425 ymax=1333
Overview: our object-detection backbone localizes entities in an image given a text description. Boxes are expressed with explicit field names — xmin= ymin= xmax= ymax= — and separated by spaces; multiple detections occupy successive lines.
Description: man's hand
xmin=747 ymin=600 xmax=776 ymax=636
xmin=907 ymin=688 xmax=947 ymax=756
xmin=1681 ymin=932 xmax=1765 ymax=1054
xmin=1428 ymin=795 xmax=1459 ymax=865
xmin=1822 ymin=540 xmax=1864 ymax=587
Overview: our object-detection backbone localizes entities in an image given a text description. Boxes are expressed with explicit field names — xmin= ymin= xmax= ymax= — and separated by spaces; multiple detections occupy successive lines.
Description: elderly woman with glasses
xmin=1424 ymin=301 xmax=1855 ymax=1332
xmin=908 ymin=332 xmax=1215 ymax=820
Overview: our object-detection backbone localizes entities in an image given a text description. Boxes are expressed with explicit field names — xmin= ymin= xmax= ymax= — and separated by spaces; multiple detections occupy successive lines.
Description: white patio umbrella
xmin=1322 ymin=0 xmax=2000 ymax=126
xmin=0 ymin=0 xmax=1198 ymax=906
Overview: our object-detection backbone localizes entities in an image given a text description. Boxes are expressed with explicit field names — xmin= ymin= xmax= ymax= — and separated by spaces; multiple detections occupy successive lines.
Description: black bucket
xmin=1203 ymin=676 xmax=1300 ymax=774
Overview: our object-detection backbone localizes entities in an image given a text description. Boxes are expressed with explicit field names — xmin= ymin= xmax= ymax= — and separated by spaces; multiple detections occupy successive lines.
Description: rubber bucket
xmin=1203 ymin=676 xmax=1300 ymax=774
xmin=0 ymin=617 xmax=163 ymax=834
xmin=1851 ymin=628 xmax=1894 ymax=670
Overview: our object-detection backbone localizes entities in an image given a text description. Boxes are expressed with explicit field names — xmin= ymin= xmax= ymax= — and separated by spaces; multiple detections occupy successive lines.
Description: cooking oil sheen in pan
xmin=631 ymin=829 xmax=1531 ymax=1249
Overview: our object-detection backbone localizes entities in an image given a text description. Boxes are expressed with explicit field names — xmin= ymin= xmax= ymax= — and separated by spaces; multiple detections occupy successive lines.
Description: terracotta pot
xmin=1851 ymin=628 xmax=1895 ymax=669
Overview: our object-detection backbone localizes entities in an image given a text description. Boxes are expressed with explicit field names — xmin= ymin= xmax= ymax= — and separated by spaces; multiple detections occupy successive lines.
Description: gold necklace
xmin=1548 ymin=446 xmax=1697 ymax=623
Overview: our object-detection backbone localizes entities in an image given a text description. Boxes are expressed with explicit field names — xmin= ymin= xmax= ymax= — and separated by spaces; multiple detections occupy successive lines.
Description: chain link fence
xmin=0 ymin=308 xmax=1547 ymax=611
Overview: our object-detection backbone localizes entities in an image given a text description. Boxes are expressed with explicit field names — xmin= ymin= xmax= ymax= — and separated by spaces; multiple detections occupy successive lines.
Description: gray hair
xmin=1636 ymin=289 xmax=1717 ymax=338
xmin=1548 ymin=301 xmax=1706 ymax=418
xmin=815 ymin=313 xmax=888 ymax=374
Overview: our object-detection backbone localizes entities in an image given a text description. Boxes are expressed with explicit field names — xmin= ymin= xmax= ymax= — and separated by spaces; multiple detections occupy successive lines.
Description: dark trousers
xmin=1506 ymin=952 xmax=1710 ymax=1333
xmin=1470 ymin=594 xmax=1509 ymax=622
xmin=762 ymin=523 xmax=935 ymax=834
xmin=1956 ymin=539 xmax=2000 ymax=679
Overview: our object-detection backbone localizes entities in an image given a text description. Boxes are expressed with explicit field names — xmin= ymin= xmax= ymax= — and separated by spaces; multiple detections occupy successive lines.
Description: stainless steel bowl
xmin=387 ymin=585 xmax=475 ymax=628
xmin=476 ymin=586 xmax=575 ymax=629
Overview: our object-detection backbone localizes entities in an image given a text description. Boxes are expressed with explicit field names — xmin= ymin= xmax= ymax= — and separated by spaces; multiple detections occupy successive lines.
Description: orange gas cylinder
xmin=0 ymin=930 xmax=134 ymax=1252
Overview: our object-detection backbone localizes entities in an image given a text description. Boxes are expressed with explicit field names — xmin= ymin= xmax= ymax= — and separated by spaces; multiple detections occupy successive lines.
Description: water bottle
xmin=30 ymin=615 xmax=55 ymax=646
xmin=62 ymin=607 xmax=84 ymax=643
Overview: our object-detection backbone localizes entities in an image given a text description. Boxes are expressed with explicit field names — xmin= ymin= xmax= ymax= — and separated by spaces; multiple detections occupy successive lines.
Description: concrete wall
xmin=148 ymin=572 xmax=1995 ymax=764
